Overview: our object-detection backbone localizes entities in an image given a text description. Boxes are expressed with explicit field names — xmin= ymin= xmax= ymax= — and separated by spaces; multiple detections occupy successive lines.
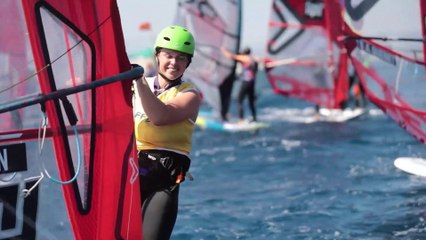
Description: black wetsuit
xmin=339 ymin=71 xmax=367 ymax=109
xmin=238 ymin=58 xmax=258 ymax=121
xmin=349 ymin=72 xmax=366 ymax=108
xmin=138 ymin=150 xmax=190 ymax=240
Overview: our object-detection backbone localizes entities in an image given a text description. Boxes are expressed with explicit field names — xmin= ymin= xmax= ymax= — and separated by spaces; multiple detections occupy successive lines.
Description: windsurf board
xmin=317 ymin=107 xmax=366 ymax=122
xmin=297 ymin=107 xmax=365 ymax=123
xmin=394 ymin=157 xmax=426 ymax=178
xmin=196 ymin=116 xmax=269 ymax=132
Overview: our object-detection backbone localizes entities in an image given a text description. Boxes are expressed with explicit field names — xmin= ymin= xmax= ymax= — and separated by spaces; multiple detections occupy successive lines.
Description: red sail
xmin=0 ymin=0 xmax=141 ymax=239
xmin=343 ymin=0 xmax=426 ymax=143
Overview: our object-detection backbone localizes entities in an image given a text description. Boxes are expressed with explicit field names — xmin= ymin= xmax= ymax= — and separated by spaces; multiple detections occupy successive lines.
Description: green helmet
xmin=154 ymin=25 xmax=195 ymax=56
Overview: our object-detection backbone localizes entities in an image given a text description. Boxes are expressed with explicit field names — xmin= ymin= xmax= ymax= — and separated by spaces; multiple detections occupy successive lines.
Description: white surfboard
xmin=196 ymin=116 xmax=269 ymax=132
xmin=287 ymin=107 xmax=365 ymax=124
xmin=394 ymin=157 xmax=426 ymax=177
xmin=317 ymin=107 xmax=365 ymax=123
xmin=223 ymin=121 xmax=269 ymax=132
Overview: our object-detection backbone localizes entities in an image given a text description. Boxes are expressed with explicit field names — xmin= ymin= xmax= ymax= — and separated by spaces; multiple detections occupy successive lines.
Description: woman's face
xmin=156 ymin=49 xmax=190 ymax=80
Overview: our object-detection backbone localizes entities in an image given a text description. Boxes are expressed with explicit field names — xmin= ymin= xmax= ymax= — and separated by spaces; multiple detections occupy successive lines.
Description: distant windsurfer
xmin=339 ymin=59 xmax=367 ymax=109
xmin=348 ymin=69 xmax=367 ymax=108
xmin=132 ymin=25 xmax=200 ymax=240
xmin=221 ymin=47 xmax=258 ymax=122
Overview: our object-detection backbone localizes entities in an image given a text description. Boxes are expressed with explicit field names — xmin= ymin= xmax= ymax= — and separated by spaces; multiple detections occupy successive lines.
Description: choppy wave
xmin=173 ymin=73 xmax=426 ymax=240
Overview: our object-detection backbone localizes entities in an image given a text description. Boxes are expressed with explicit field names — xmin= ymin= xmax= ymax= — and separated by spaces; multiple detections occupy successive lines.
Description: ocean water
xmin=172 ymin=72 xmax=426 ymax=240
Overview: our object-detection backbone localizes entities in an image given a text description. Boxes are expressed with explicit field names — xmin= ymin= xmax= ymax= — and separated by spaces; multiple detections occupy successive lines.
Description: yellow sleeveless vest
xmin=133 ymin=77 xmax=197 ymax=155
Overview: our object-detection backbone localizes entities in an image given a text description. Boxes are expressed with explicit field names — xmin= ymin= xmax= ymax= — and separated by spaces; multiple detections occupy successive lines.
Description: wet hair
xmin=241 ymin=47 xmax=251 ymax=55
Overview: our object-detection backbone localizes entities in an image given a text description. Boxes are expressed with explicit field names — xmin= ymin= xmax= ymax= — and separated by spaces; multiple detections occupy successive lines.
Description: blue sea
xmin=172 ymin=72 xmax=426 ymax=240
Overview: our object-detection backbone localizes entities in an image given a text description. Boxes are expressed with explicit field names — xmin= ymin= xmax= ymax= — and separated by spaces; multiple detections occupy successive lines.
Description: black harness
xmin=138 ymin=150 xmax=191 ymax=194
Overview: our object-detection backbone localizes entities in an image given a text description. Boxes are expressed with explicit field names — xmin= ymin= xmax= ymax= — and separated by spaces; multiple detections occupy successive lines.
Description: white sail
xmin=174 ymin=0 xmax=242 ymax=119
xmin=343 ymin=0 xmax=426 ymax=142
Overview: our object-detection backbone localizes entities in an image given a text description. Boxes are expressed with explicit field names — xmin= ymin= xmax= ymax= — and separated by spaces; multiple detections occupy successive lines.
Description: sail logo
xmin=345 ymin=0 xmax=379 ymax=21
xmin=304 ymin=1 xmax=324 ymax=19
xmin=0 ymin=143 xmax=27 ymax=174
xmin=356 ymin=40 xmax=397 ymax=65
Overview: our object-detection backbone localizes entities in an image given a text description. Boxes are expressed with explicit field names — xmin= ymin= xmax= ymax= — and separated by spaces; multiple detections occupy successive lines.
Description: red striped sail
xmin=265 ymin=0 xmax=349 ymax=109
xmin=0 ymin=0 xmax=141 ymax=239
xmin=342 ymin=0 xmax=426 ymax=143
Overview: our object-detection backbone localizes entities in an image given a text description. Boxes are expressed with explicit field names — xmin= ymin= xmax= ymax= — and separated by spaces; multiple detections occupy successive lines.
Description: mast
xmin=420 ymin=0 xmax=426 ymax=65
xmin=324 ymin=0 xmax=349 ymax=109
xmin=219 ymin=0 xmax=242 ymax=121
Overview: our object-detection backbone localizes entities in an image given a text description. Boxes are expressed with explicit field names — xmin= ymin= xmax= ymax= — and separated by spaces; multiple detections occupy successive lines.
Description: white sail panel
xmin=265 ymin=0 xmax=348 ymax=109
xmin=344 ymin=0 xmax=426 ymax=142
xmin=344 ymin=0 xmax=424 ymax=62
xmin=174 ymin=0 xmax=242 ymax=116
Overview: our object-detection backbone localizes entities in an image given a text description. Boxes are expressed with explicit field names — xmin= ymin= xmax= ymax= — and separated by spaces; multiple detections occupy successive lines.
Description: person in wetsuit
xmin=348 ymin=68 xmax=367 ymax=108
xmin=339 ymin=59 xmax=367 ymax=109
xmin=132 ymin=25 xmax=200 ymax=240
xmin=222 ymin=47 xmax=258 ymax=122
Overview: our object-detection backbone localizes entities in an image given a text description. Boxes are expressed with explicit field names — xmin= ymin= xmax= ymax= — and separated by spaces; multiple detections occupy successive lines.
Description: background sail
xmin=342 ymin=0 xmax=426 ymax=143
xmin=0 ymin=0 xmax=141 ymax=239
xmin=173 ymin=0 xmax=242 ymax=120
xmin=265 ymin=0 xmax=349 ymax=109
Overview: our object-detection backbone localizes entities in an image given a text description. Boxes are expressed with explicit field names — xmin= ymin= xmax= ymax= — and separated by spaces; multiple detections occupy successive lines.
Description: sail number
xmin=0 ymin=143 xmax=27 ymax=174
xmin=0 ymin=143 xmax=38 ymax=239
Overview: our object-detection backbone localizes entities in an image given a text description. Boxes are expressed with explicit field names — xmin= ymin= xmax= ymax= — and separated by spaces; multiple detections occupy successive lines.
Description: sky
xmin=117 ymin=0 xmax=272 ymax=56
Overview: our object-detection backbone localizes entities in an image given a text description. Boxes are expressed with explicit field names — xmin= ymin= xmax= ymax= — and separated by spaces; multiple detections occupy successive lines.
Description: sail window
xmin=39 ymin=6 xmax=93 ymax=210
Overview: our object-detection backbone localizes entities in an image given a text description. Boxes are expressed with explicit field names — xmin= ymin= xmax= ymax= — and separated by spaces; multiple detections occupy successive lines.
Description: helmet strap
xmin=157 ymin=71 xmax=183 ymax=83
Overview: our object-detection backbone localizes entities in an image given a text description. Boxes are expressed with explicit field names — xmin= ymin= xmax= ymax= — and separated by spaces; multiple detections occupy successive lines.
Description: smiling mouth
xmin=166 ymin=68 xmax=179 ymax=74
